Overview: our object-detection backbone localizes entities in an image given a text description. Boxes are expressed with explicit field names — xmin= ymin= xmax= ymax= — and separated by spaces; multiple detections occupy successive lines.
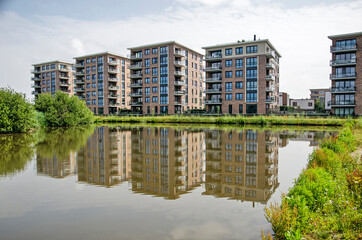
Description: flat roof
xmin=32 ymin=60 xmax=73 ymax=66
xmin=310 ymin=88 xmax=329 ymax=91
xmin=74 ymin=51 xmax=127 ymax=59
xmin=328 ymin=31 xmax=362 ymax=39
xmin=202 ymin=39 xmax=281 ymax=57
xmin=128 ymin=41 xmax=203 ymax=56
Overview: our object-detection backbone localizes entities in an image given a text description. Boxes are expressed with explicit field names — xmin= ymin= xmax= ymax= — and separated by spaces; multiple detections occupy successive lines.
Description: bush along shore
xmin=262 ymin=123 xmax=362 ymax=240
xmin=94 ymin=115 xmax=358 ymax=127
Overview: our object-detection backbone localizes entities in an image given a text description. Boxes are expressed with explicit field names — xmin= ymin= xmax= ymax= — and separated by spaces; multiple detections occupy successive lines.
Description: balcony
xmin=78 ymin=95 xmax=85 ymax=100
xmin=266 ymin=74 xmax=276 ymax=81
xmin=174 ymin=90 xmax=186 ymax=96
xmin=266 ymin=62 xmax=276 ymax=69
xmin=129 ymin=63 xmax=143 ymax=69
xmin=174 ymin=71 xmax=186 ymax=76
xmin=204 ymin=66 xmax=222 ymax=72
xmin=129 ymin=101 xmax=143 ymax=106
xmin=31 ymin=77 xmax=41 ymax=81
xmin=130 ymin=54 xmax=143 ymax=60
xmin=174 ymin=101 xmax=183 ymax=105
xmin=205 ymin=88 xmax=222 ymax=93
xmin=75 ymin=70 xmax=85 ymax=76
xmin=130 ymin=73 xmax=143 ymax=78
xmin=108 ymin=68 xmax=119 ymax=74
xmin=266 ymin=51 xmax=276 ymax=58
xmin=205 ymin=54 xmax=222 ymax=61
xmin=330 ymin=87 xmax=356 ymax=93
xmin=174 ymin=61 xmax=186 ymax=67
xmin=75 ymin=79 xmax=85 ymax=84
xmin=331 ymin=100 xmax=356 ymax=107
xmin=130 ymin=91 xmax=143 ymax=97
xmin=330 ymin=73 xmax=356 ymax=80
xmin=31 ymin=84 xmax=41 ymax=88
xmin=330 ymin=58 xmax=356 ymax=66
xmin=266 ymin=97 xmax=275 ymax=103
xmin=108 ymin=85 xmax=120 ymax=91
xmin=59 ymin=82 xmax=70 ymax=87
xmin=32 ymin=91 xmax=41 ymax=95
xmin=205 ymin=77 xmax=222 ymax=83
xmin=74 ymin=63 xmax=85 ymax=68
xmin=59 ymin=75 xmax=69 ymax=79
xmin=108 ymin=59 xmax=118 ymax=65
xmin=108 ymin=77 xmax=119 ymax=82
xmin=74 ymin=87 xmax=85 ymax=92
xmin=174 ymin=50 xmax=186 ymax=57
xmin=266 ymin=85 xmax=275 ymax=92
xmin=108 ymin=94 xmax=120 ymax=99
xmin=109 ymin=102 xmax=120 ymax=107
xmin=205 ymin=99 xmax=222 ymax=104
xmin=130 ymin=81 xmax=143 ymax=88
xmin=31 ymin=69 xmax=41 ymax=74
xmin=330 ymin=45 xmax=357 ymax=53
xmin=174 ymin=81 xmax=185 ymax=86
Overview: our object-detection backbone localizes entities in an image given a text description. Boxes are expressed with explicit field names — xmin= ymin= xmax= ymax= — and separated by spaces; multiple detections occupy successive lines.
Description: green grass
xmin=262 ymin=122 xmax=362 ymax=240
xmin=94 ymin=115 xmax=358 ymax=127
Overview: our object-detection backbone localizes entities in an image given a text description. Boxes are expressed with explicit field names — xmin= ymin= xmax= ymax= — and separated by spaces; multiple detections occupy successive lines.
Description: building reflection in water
xmin=131 ymin=127 xmax=204 ymax=199
xmin=77 ymin=126 xmax=132 ymax=187
xmin=203 ymin=129 xmax=279 ymax=205
xmin=37 ymin=152 xmax=77 ymax=178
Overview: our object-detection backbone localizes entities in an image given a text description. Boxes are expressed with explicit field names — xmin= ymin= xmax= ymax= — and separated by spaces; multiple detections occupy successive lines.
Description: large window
xmin=225 ymin=93 xmax=232 ymax=101
xmin=225 ymin=48 xmax=232 ymax=56
xmin=160 ymin=46 xmax=168 ymax=54
xmin=225 ymin=60 xmax=232 ymax=67
xmin=236 ymin=70 xmax=243 ymax=77
xmin=236 ymin=47 xmax=243 ymax=55
xmin=160 ymin=66 xmax=168 ymax=74
xmin=145 ymin=87 xmax=150 ymax=95
xmin=145 ymin=97 xmax=150 ymax=103
xmin=225 ymin=71 xmax=232 ymax=78
xmin=152 ymin=67 xmax=158 ymax=76
xmin=152 ymin=96 xmax=158 ymax=103
xmin=145 ymin=68 xmax=150 ymax=74
xmin=144 ymin=49 xmax=150 ymax=55
xmin=246 ymin=92 xmax=257 ymax=102
xmin=246 ymin=69 xmax=257 ymax=79
xmin=246 ymin=81 xmax=257 ymax=90
xmin=152 ymin=77 xmax=158 ymax=83
xmin=152 ymin=87 xmax=158 ymax=93
xmin=225 ymin=82 xmax=232 ymax=92
xmin=336 ymin=39 xmax=356 ymax=48
xmin=246 ymin=57 xmax=257 ymax=67
xmin=145 ymin=77 xmax=150 ymax=84
xmin=152 ymin=48 xmax=158 ymax=54
xmin=236 ymin=82 xmax=243 ymax=89
xmin=236 ymin=93 xmax=243 ymax=100
xmin=145 ymin=59 xmax=150 ymax=67
xmin=246 ymin=45 xmax=258 ymax=53
xmin=235 ymin=59 xmax=243 ymax=69
xmin=152 ymin=58 xmax=158 ymax=64
xmin=160 ymin=56 xmax=168 ymax=64
xmin=160 ymin=76 xmax=168 ymax=84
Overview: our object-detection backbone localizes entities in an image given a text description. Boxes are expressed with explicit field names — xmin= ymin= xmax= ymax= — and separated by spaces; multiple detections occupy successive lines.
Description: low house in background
xmin=310 ymin=88 xmax=329 ymax=105
xmin=289 ymin=99 xmax=314 ymax=111
xmin=279 ymin=92 xmax=289 ymax=107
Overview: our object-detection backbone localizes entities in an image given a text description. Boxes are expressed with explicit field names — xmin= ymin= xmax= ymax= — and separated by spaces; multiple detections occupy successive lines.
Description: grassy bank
xmin=94 ymin=115 xmax=357 ymax=126
xmin=262 ymin=122 xmax=362 ymax=239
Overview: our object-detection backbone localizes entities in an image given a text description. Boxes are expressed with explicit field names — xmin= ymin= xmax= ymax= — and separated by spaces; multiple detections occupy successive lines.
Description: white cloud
xmin=0 ymin=0 xmax=362 ymax=99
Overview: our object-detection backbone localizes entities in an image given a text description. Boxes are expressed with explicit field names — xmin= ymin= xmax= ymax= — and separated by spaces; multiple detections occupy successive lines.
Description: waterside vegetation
xmin=94 ymin=115 xmax=358 ymax=127
xmin=262 ymin=121 xmax=362 ymax=240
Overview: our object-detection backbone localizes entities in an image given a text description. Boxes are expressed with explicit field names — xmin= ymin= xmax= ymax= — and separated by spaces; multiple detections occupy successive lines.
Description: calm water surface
xmin=0 ymin=125 xmax=334 ymax=240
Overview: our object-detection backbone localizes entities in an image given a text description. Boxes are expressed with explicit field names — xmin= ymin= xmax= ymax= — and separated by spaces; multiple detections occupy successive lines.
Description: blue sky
xmin=0 ymin=0 xmax=361 ymax=99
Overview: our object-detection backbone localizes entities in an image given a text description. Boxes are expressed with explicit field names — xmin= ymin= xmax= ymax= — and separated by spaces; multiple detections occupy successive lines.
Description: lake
xmin=0 ymin=125 xmax=335 ymax=240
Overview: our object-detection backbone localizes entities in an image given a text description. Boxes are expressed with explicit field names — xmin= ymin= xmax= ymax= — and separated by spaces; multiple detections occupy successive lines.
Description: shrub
xmin=35 ymin=91 xmax=94 ymax=127
xmin=0 ymin=87 xmax=37 ymax=133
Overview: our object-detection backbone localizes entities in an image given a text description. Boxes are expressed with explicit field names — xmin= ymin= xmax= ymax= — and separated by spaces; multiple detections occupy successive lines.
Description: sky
xmin=0 ymin=0 xmax=361 ymax=99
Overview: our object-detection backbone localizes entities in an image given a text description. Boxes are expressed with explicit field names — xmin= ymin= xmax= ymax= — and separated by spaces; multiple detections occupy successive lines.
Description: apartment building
xmin=128 ymin=41 xmax=204 ymax=114
xmin=310 ymin=88 xmax=329 ymax=104
xmin=329 ymin=32 xmax=362 ymax=116
xmin=31 ymin=60 xmax=74 ymax=98
xmin=130 ymin=127 xmax=204 ymax=199
xmin=202 ymin=38 xmax=281 ymax=114
xmin=203 ymin=129 xmax=279 ymax=204
xmin=36 ymin=152 xmax=77 ymax=178
xmin=74 ymin=52 xmax=130 ymax=115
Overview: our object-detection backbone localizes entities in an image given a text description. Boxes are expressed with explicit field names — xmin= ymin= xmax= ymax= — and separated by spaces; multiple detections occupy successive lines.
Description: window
xmin=92 ymin=66 xmax=96 ymax=72
xmin=86 ymin=83 xmax=90 ymax=88
xmin=225 ymin=82 xmax=232 ymax=92
xmin=92 ymin=91 xmax=96 ymax=96
xmin=160 ymin=56 xmax=168 ymax=64
xmin=226 ymin=93 xmax=232 ymax=100
xmin=86 ymin=67 xmax=90 ymax=74
xmin=145 ymin=68 xmax=150 ymax=74
xmin=145 ymin=97 xmax=150 ymax=103
xmin=86 ymin=75 xmax=90 ymax=80
xmin=308 ymin=102 xmax=313 ymax=107
xmin=160 ymin=67 xmax=168 ymax=75
xmin=152 ymin=87 xmax=158 ymax=93
xmin=152 ymin=48 xmax=158 ymax=54
xmin=152 ymin=67 xmax=158 ymax=76
xmin=239 ymin=104 xmax=243 ymax=114
xmin=236 ymin=70 xmax=243 ymax=77
xmin=246 ymin=57 xmax=257 ymax=67
xmin=145 ymin=49 xmax=150 ymax=55
xmin=91 ymin=58 xmax=96 ymax=63
xmin=236 ymin=47 xmax=243 ymax=55
xmin=246 ymin=81 xmax=257 ymax=90
xmin=145 ymin=87 xmax=150 ymax=95
xmin=160 ymin=86 xmax=168 ymax=94
xmin=152 ymin=96 xmax=158 ymax=102
xmin=152 ymin=77 xmax=158 ymax=83
xmin=225 ymin=71 xmax=232 ymax=78
xmin=246 ymin=92 xmax=257 ymax=102
xmin=86 ymin=58 xmax=90 ymax=64
xmin=225 ymin=48 xmax=232 ymax=56
xmin=51 ymin=64 xmax=55 ymax=69
xmin=246 ymin=45 xmax=258 ymax=53
xmin=225 ymin=165 xmax=232 ymax=172
xmin=92 ymin=74 xmax=96 ymax=81
xmin=246 ymin=69 xmax=257 ymax=79
xmin=152 ymin=58 xmax=158 ymax=64
xmin=160 ymin=76 xmax=168 ymax=84
xmin=86 ymin=100 xmax=90 ymax=105
xmin=92 ymin=99 xmax=96 ymax=105
xmin=46 ymin=65 xmax=49 ymax=70
xmin=145 ymin=59 xmax=150 ymax=67
xmin=236 ymin=93 xmax=243 ymax=100
xmin=160 ymin=96 xmax=168 ymax=104
xmin=145 ymin=77 xmax=150 ymax=84
xmin=92 ymin=83 xmax=96 ymax=88
xmin=235 ymin=59 xmax=243 ymax=69
xmin=97 ymin=56 xmax=103 ymax=63
xmin=225 ymin=60 xmax=232 ymax=67
xmin=236 ymin=82 xmax=243 ymax=89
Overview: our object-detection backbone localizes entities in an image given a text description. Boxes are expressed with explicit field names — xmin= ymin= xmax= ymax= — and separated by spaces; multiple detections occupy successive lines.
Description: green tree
xmin=35 ymin=91 xmax=94 ymax=127
xmin=315 ymin=99 xmax=325 ymax=112
xmin=0 ymin=87 xmax=37 ymax=133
